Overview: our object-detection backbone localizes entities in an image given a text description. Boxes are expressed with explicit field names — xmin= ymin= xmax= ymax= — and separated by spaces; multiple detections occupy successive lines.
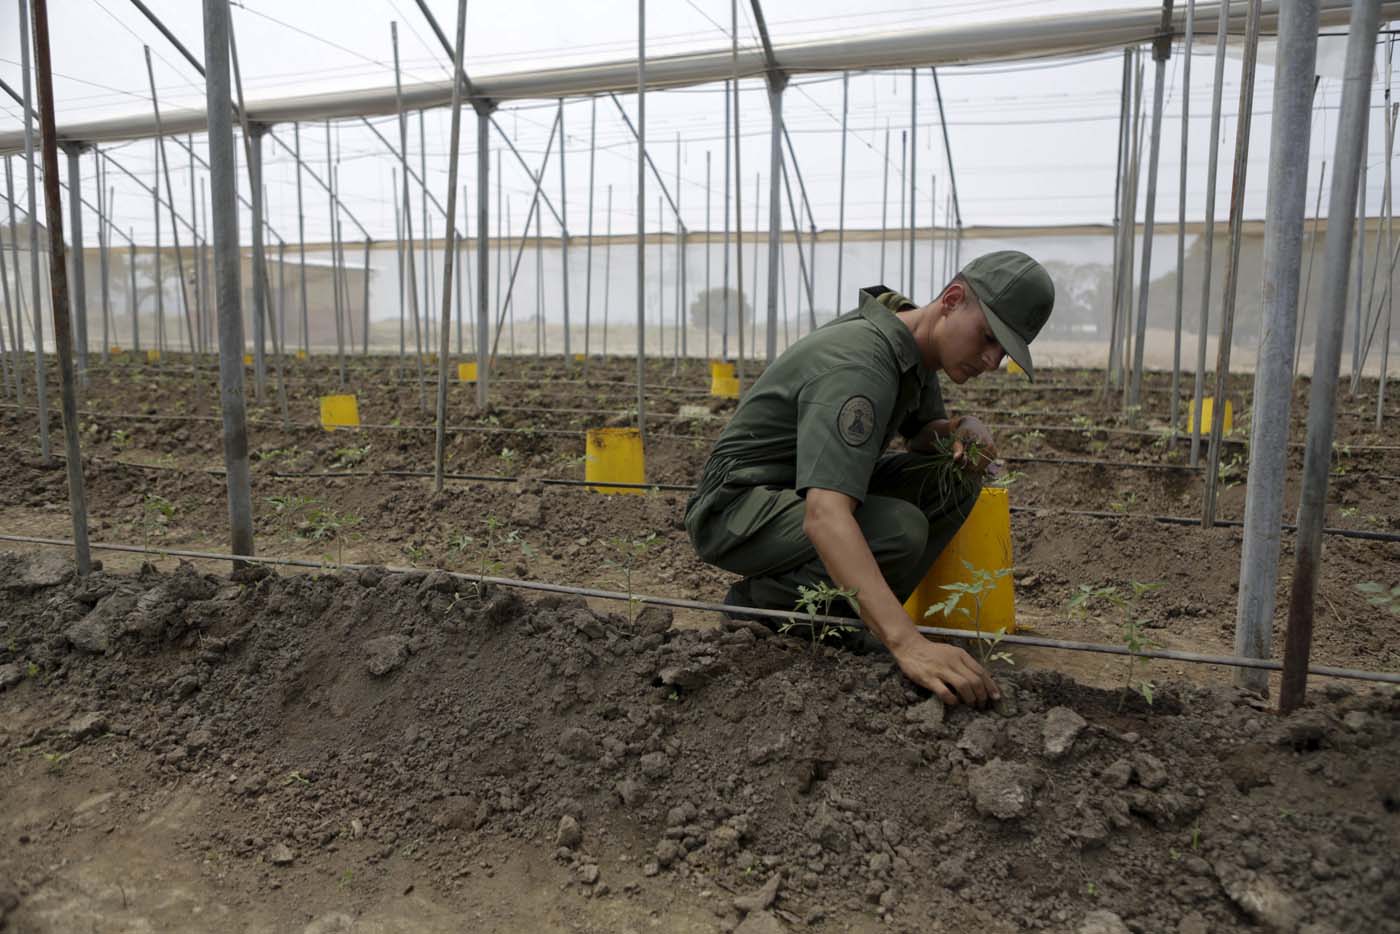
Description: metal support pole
xmin=395 ymin=169 xmax=404 ymax=370
xmin=433 ymin=0 xmax=468 ymax=493
xmin=327 ymin=129 xmax=346 ymax=383
xmin=143 ymin=46 xmax=197 ymax=369
xmin=1129 ymin=1 xmax=1175 ymax=408
xmin=722 ymin=80 xmax=731 ymax=361
xmin=249 ymin=125 xmax=268 ymax=390
xmin=1171 ymin=0 xmax=1196 ymax=436
xmin=201 ymin=0 xmax=254 ymax=566
xmin=277 ymin=239 xmax=286 ymax=356
xmin=1233 ymin=0 xmax=1319 ymax=692
xmin=584 ymin=97 xmax=597 ymax=375
xmin=18 ymin=0 xmax=50 ymax=463
xmin=152 ymin=139 xmax=166 ymax=364
xmin=62 ymin=145 xmax=89 ymax=382
xmin=361 ymin=238 xmax=371 ymax=355
xmin=880 ymin=125 xmax=890 ymax=283
xmin=603 ymin=184 xmax=613 ymax=358
xmin=764 ymin=76 xmax=786 ymax=362
xmin=1354 ymin=119 xmax=1369 ymax=382
xmin=704 ymin=149 xmax=711 ymax=361
xmin=637 ymin=0 xmax=648 ymax=441
xmin=0 ymin=161 xmax=18 ymax=399
xmin=31 ymin=0 xmax=90 ymax=574
xmin=836 ymin=71 xmax=849 ymax=313
xmin=559 ymin=99 xmax=573 ymax=366
xmin=1107 ymin=50 xmax=1131 ymax=392
xmin=474 ymin=106 xmax=492 ymax=408
xmin=392 ymin=23 xmax=428 ymax=411
xmin=931 ymin=69 xmax=962 ymax=258
xmin=1281 ymin=0 xmax=1381 ymax=714
xmin=419 ymin=112 xmax=434 ymax=357
xmin=1382 ymin=81 xmax=1396 ymax=425
xmin=4 ymin=157 xmax=25 ymax=396
xmin=1297 ymin=159 xmax=1327 ymax=374
xmin=128 ymin=235 xmax=139 ymax=352
xmin=908 ymin=68 xmax=917 ymax=296
xmin=189 ymin=136 xmax=203 ymax=356
xmin=898 ymin=130 xmax=907 ymax=294
xmin=1191 ymin=0 xmax=1231 ymax=465
xmin=294 ymin=122 xmax=309 ymax=356
xmin=732 ymin=0 xmax=745 ymax=387
xmin=99 ymin=158 xmax=113 ymax=363
xmin=457 ymin=192 xmax=466 ymax=358
xmin=1118 ymin=54 xmax=1145 ymax=393
xmin=779 ymin=126 xmax=817 ymax=330
xmin=1202 ymin=0 xmax=1262 ymax=528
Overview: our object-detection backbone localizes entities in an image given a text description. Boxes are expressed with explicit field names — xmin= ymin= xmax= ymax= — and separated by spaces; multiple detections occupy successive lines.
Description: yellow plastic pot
xmin=585 ymin=427 xmax=645 ymax=495
xmin=319 ymin=394 xmax=361 ymax=431
xmin=1187 ymin=397 xmax=1233 ymax=434
xmin=711 ymin=375 xmax=740 ymax=399
xmin=904 ymin=487 xmax=1016 ymax=634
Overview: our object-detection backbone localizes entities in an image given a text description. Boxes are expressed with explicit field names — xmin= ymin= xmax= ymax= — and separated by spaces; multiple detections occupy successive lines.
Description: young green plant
xmin=923 ymin=559 xmax=1014 ymax=666
xmin=607 ymin=532 xmax=657 ymax=622
xmin=789 ymin=581 xmax=862 ymax=647
xmin=1066 ymin=580 xmax=1163 ymax=709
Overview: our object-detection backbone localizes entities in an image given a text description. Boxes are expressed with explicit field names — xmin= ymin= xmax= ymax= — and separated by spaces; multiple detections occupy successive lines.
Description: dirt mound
xmin=2 ymin=551 xmax=1398 ymax=932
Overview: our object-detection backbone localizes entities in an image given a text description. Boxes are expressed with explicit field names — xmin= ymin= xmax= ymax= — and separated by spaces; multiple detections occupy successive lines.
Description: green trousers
xmin=697 ymin=452 xmax=982 ymax=613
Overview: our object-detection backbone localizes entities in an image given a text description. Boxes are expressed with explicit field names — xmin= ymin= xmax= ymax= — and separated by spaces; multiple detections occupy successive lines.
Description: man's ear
xmin=937 ymin=282 xmax=965 ymax=316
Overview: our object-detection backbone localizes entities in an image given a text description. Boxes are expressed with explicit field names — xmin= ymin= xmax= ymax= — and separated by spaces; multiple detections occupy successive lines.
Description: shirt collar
xmin=856 ymin=289 xmax=923 ymax=375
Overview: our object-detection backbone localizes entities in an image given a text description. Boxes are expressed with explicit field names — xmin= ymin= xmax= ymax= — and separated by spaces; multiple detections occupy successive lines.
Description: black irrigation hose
xmin=1001 ymin=454 xmax=1203 ymax=473
xmin=42 ymin=449 xmax=1400 ymax=544
xmin=1009 ymin=506 xmax=1400 ymax=544
xmin=0 ymin=532 xmax=1395 ymax=686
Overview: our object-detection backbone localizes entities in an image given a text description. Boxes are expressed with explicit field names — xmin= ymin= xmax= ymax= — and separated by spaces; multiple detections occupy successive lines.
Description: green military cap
xmin=959 ymin=251 xmax=1055 ymax=381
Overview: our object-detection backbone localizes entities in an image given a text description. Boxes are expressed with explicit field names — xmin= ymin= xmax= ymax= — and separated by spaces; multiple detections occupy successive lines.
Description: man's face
xmin=940 ymin=297 xmax=1006 ymax=384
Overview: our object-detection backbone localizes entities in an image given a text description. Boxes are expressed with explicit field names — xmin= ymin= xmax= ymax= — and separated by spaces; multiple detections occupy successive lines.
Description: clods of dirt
xmin=1 ymin=551 xmax=1398 ymax=932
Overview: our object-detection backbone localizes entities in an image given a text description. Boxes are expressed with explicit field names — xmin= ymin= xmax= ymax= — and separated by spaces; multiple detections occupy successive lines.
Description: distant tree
xmin=689 ymin=287 xmax=753 ymax=335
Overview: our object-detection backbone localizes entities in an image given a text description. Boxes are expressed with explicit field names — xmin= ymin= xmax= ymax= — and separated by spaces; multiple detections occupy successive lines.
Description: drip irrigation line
xmin=1000 ymin=454 xmax=1203 ymax=473
xmin=1008 ymin=505 xmax=1400 ymax=544
xmin=19 ymin=441 xmax=1399 ymax=544
xmin=0 ymin=401 xmax=708 ymax=442
xmin=0 ymin=531 xmax=1394 ymax=687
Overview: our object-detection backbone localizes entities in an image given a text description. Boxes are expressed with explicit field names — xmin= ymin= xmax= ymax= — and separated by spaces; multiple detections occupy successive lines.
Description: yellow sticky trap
xmin=1187 ymin=397 xmax=1233 ymax=434
xmin=711 ymin=375 xmax=740 ymax=398
xmin=145 ymin=349 xmax=161 ymax=363
xmin=319 ymin=394 xmax=360 ymax=431
xmin=904 ymin=487 xmax=1016 ymax=634
xmin=108 ymin=345 xmax=122 ymax=354
xmin=243 ymin=353 xmax=253 ymax=366
xmin=573 ymin=353 xmax=585 ymax=362
xmin=585 ymin=427 xmax=646 ymax=495
xmin=296 ymin=350 xmax=308 ymax=360
xmin=458 ymin=362 xmax=478 ymax=383
xmin=1007 ymin=360 xmax=1025 ymax=376
xmin=709 ymin=360 xmax=736 ymax=380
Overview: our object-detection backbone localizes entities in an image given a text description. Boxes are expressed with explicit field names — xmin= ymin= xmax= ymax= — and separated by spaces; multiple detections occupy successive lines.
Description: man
xmin=685 ymin=250 xmax=1054 ymax=707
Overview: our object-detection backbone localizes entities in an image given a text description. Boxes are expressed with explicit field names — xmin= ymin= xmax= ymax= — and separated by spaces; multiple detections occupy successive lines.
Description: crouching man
xmin=685 ymin=251 xmax=1054 ymax=706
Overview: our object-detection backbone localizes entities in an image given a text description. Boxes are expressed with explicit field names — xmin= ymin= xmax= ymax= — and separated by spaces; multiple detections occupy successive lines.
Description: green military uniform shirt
xmin=685 ymin=286 xmax=947 ymax=562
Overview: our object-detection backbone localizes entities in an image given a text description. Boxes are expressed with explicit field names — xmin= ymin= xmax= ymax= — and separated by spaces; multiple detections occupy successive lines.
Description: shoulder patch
xmin=837 ymin=395 xmax=876 ymax=446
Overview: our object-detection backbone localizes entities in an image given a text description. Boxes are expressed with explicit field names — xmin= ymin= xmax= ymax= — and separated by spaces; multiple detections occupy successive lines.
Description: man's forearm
xmin=804 ymin=510 xmax=921 ymax=652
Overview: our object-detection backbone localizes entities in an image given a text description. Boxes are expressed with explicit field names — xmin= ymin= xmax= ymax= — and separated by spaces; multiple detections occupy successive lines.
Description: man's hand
xmin=950 ymin=415 xmax=996 ymax=473
xmin=890 ymin=636 xmax=999 ymax=706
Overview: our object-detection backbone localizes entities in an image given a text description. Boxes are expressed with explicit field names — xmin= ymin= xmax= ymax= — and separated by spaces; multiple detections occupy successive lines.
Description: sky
xmin=0 ymin=0 xmax=1395 ymax=251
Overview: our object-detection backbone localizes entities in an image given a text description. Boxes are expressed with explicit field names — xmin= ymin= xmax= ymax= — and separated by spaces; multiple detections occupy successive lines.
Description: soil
xmin=1 ymin=552 xmax=1398 ymax=934
xmin=0 ymin=354 xmax=1397 ymax=931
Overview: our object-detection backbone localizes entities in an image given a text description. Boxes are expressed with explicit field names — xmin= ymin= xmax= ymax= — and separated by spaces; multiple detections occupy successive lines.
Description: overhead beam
xmin=2 ymin=0 xmax=1380 ymax=154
